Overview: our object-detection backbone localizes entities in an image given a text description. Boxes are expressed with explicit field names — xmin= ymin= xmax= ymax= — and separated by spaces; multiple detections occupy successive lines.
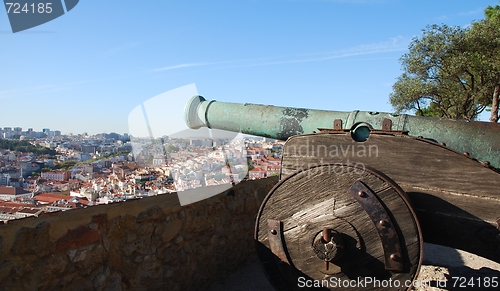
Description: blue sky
xmin=0 ymin=0 xmax=497 ymax=135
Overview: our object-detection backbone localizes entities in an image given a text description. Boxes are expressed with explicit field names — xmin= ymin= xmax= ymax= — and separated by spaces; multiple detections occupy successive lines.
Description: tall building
xmin=81 ymin=145 xmax=97 ymax=154
xmin=0 ymin=174 xmax=11 ymax=186
xmin=2 ymin=128 xmax=12 ymax=139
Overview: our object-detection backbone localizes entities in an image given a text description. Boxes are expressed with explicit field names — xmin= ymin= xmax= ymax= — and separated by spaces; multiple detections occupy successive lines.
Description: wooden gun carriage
xmin=184 ymin=95 xmax=500 ymax=290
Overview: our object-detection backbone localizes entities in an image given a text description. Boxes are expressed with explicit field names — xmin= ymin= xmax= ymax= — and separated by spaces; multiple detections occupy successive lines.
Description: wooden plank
xmin=280 ymin=133 xmax=500 ymax=263
xmin=282 ymin=134 xmax=500 ymax=201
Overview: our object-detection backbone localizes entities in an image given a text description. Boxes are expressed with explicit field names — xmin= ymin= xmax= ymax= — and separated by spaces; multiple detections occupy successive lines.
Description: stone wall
xmin=0 ymin=177 xmax=278 ymax=291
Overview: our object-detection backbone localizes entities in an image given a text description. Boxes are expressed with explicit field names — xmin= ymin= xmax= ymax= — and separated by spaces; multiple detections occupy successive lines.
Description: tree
xmin=55 ymin=160 xmax=77 ymax=170
xmin=0 ymin=139 xmax=57 ymax=155
xmin=471 ymin=3 xmax=500 ymax=122
xmin=390 ymin=24 xmax=482 ymax=120
xmin=485 ymin=3 xmax=500 ymax=21
xmin=415 ymin=102 xmax=441 ymax=117
xmin=390 ymin=6 xmax=500 ymax=121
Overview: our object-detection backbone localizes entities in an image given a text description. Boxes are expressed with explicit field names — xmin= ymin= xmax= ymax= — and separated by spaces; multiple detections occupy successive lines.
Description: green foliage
xmin=0 ymin=139 xmax=57 ymax=155
xmin=390 ymin=8 xmax=500 ymax=121
xmin=468 ymin=5 xmax=500 ymax=121
xmin=165 ymin=144 xmax=179 ymax=153
xmin=246 ymin=157 xmax=254 ymax=172
xmin=485 ymin=3 xmax=500 ymax=21
xmin=55 ymin=160 xmax=78 ymax=170
xmin=415 ymin=102 xmax=442 ymax=117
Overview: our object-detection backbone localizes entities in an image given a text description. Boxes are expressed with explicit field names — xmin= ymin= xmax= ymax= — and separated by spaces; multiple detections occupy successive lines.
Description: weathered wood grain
xmin=281 ymin=133 xmax=500 ymax=263
xmin=255 ymin=164 xmax=422 ymax=291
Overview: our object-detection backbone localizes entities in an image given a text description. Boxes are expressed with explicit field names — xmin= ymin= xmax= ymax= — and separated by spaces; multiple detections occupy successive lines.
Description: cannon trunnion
xmin=184 ymin=96 xmax=500 ymax=290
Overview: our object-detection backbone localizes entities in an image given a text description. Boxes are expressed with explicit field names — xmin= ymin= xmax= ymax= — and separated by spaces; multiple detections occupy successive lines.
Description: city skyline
xmin=0 ymin=125 xmax=126 ymax=137
xmin=1 ymin=1 xmax=497 ymax=135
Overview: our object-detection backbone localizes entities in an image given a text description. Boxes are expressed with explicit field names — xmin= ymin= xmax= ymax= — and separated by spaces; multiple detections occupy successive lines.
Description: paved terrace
xmin=206 ymin=243 xmax=500 ymax=291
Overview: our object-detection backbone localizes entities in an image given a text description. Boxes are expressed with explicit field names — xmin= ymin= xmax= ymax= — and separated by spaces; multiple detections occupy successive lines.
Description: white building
xmin=0 ymin=186 xmax=32 ymax=201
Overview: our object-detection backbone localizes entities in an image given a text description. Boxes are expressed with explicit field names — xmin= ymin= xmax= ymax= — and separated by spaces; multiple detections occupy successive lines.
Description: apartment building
xmin=41 ymin=170 xmax=70 ymax=182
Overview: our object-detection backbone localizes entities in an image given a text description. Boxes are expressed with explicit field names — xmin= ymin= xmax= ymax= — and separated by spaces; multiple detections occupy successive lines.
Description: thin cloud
xmin=458 ymin=8 xmax=484 ymax=17
xmin=153 ymin=36 xmax=409 ymax=73
xmin=0 ymin=85 xmax=72 ymax=99
xmin=153 ymin=63 xmax=209 ymax=72
xmin=4 ymin=37 xmax=408 ymax=99
xmin=151 ymin=57 xmax=276 ymax=72
xmin=299 ymin=36 xmax=408 ymax=58
xmin=0 ymin=89 xmax=18 ymax=98
xmin=436 ymin=15 xmax=449 ymax=21
xmin=436 ymin=7 xmax=485 ymax=22
xmin=0 ymin=76 xmax=128 ymax=99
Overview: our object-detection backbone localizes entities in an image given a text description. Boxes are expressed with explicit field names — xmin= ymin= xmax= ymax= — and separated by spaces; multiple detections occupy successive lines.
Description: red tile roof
xmin=34 ymin=193 xmax=69 ymax=203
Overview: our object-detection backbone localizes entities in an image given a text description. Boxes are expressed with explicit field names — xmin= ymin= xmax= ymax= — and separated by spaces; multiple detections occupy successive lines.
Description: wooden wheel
xmin=255 ymin=163 xmax=423 ymax=291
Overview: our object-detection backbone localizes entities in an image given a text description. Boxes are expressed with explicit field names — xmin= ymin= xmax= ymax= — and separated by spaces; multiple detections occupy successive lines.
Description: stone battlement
xmin=0 ymin=177 xmax=278 ymax=290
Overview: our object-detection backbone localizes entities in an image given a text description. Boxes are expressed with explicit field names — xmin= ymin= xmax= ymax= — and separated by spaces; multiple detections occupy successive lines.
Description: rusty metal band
xmin=333 ymin=119 xmax=343 ymax=130
xmin=267 ymin=219 xmax=290 ymax=264
xmin=348 ymin=180 xmax=404 ymax=271
xmin=382 ymin=118 xmax=393 ymax=131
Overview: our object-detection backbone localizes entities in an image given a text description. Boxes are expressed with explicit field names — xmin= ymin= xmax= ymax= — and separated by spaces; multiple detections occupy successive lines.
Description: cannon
xmin=184 ymin=96 xmax=500 ymax=290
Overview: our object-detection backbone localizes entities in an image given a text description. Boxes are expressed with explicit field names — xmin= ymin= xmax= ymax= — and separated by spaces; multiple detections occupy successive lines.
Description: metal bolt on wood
xmin=323 ymin=228 xmax=331 ymax=270
xmin=390 ymin=253 xmax=401 ymax=262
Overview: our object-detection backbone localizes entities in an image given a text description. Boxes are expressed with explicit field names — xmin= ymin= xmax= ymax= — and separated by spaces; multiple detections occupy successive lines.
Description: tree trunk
xmin=489 ymin=81 xmax=500 ymax=123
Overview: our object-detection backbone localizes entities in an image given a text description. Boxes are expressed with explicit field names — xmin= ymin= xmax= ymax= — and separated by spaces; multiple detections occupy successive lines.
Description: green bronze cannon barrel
xmin=184 ymin=95 xmax=500 ymax=169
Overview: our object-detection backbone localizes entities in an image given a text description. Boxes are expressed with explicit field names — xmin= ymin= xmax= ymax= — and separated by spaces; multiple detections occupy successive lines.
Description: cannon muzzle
xmin=184 ymin=95 xmax=500 ymax=169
